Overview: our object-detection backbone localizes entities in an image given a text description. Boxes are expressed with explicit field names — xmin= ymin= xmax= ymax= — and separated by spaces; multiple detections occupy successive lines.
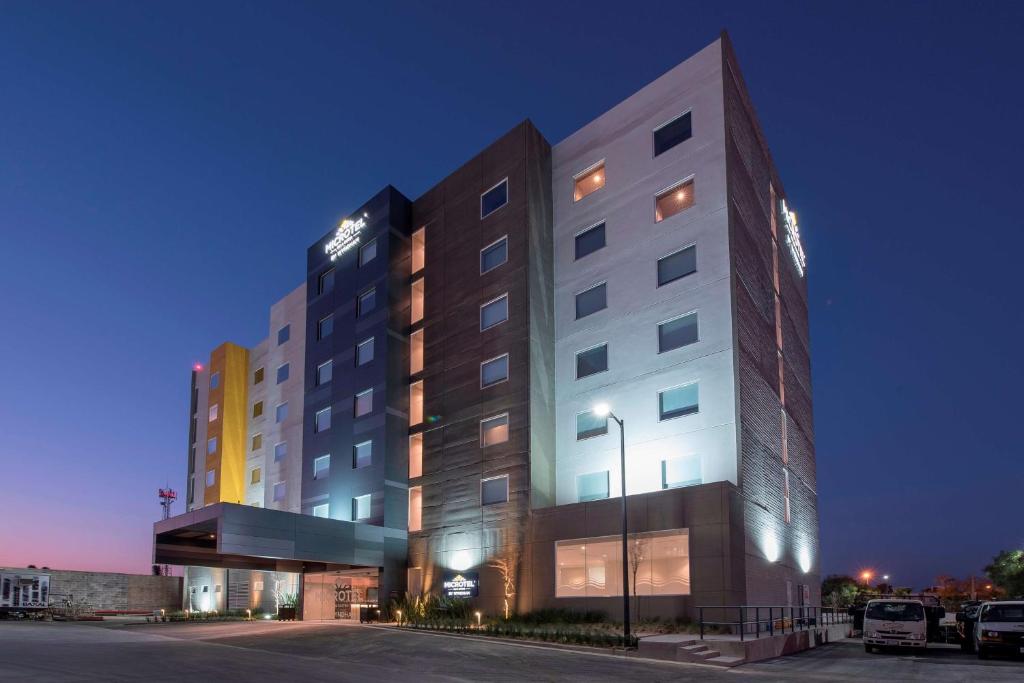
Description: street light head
xmin=593 ymin=402 xmax=610 ymax=417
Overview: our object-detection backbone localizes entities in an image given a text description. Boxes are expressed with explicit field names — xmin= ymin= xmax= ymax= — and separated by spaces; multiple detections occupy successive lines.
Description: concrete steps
xmin=635 ymin=636 xmax=745 ymax=667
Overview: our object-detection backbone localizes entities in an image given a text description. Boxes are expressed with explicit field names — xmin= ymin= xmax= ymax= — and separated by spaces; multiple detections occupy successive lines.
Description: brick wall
xmin=4 ymin=567 xmax=183 ymax=612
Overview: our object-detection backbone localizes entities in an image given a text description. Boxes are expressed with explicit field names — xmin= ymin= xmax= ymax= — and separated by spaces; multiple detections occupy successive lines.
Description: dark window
xmin=481 ymin=476 xmax=509 ymax=506
xmin=275 ymin=402 xmax=288 ymax=423
xmin=658 ymin=313 xmax=699 ymax=352
xmin=575 ymin=344 xmax=608 ymax=379
xmin=316 ymin=360 xmax=333 ymax=386
xmin=575 ymin=410 xmax=608 ymax=440
xmin=276 ymin=363 xmax=290 ymax=384
xmin=357 ymin=288 xmax=376 ymax=317
xmin=209 ymin=372 xmax=220 ymax=390
xmin=353 ymin=441 xmax=372 ymax=469
xmin=253 ymin=367 xmax=264 ymax=384
xmin=318 ymin=314 xmax=334 ymax=340
xmin=359 ymin=239 xmax=377 ymax=267
xmin=657 ymin=245 xmax=697 ymax=286
xmin=574 ymin=222 xmax=606 ymax=260
xmin=318 ymin=268 xmax=335 ymax=295
xmin=481 ymin=179 xmax=508 ymax=218
xmin=480 ymin=237 xmax=508 ymax=273
xmin=314 ymin=407 xmax=332 ymax=432
xmin=277 ymin=325 xmax=290 ymax=345
xmin=480 ymin=295 xmax=508 ymax=330
xmin=481 ymin=355 xmax=509 ymax=388
xmin=659 ymin=383 xmax=699 ymax=420
xmin=575 ymin=283 xmax=607 ymax=320
xmin=653 ymin=111 xmax=692 ymax=157
xmin=356 ymin=337 xmax=374 ymax=366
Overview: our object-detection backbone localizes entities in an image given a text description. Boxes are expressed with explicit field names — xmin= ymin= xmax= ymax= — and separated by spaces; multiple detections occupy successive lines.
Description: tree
xmin=986 ymin=550 xmax=1024 ymax=598
xmin=628 ymin=535 xmax=648 ymax=625
xmin=820 ymin=575 xmax=858 ymax=608
xmin=488 ymin=545 xmax=521 ymax=620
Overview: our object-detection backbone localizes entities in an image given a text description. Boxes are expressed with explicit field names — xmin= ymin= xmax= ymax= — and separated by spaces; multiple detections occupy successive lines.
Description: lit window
xmin=481 ymin=178 xmax=508 ymax=218
xmin=208 ymin=404 xmax=218 ymax=422
xmin=658 ymin=313 xmax=699 ymax=353
xmin=653 ymin=111 xmax=692 ymax=157
xmin=357 ymin=288 xmax=376 ymax=317
xmin=276 ymin=363 xmax=290 ymax=384
xmin=409 ymin=433 xmax=423 ymax=478
xmin=784 ymin=469 xmax=791 ymax=524
xmin=573 ymin=162 xmax=605 ymax=202
xmin=409 ymin=381 xmax=423 ymax=425
xmin=655 ymin=179 xmax=695 ymax=222
xmin=480 ymin=294 xmax=509 ymax=330
xmin=481 ymin=413 xmax=509 ymax=447
xmin=481 ymin=475 xmax=509 ymax=506
xmin=575 ymin=283 xmax=607 ymax=320
xmin=274 ymin=442 xmax=287 ymax=462
xmin=359 ymin=238 xmax=377 ymax=267
xmin=277 ymin=324 xmax=290 ymax=345
xmin=352 ymin=494 xmax=371 ymax=521
xmin=657 ymin=245 xmax=697 ymax=286
xmin=275 ymin=402 xmax=288 ymax=424
xmin=354 ymin=389 xmax=373 ymax=417
xmin=352 ymin=337 xmax=373 ymax=366
xmin=209 ymin=372 xmax=220 ymax=390
xmin=314 ymin=406 xmax=331 ymax=432
xmin=411 ymin=228 xmax=425 ymax=274
xmin=480 ymin=236 xmax=508 ymax=274
xmin=576 ymin=471 xmax=609 ymax=502
xmin=410 ymin=329 xmax=423 ymax=375
xmin=411 ymin=278 xmax=424 ymax=324
xmin=574 ymin=222 xmax=605 ymax=260
xmin=313 ymin=454 xmax=330 ymax=479
xmin=575 ymin=344 xmax=608 ymax=379
xmin=662 ymin=456 xmax=701 ymax=489
xmin=207 ymin=437 xmax=217 ymax=454
xmin=555 ymin=529 xmax=690 ymax=597
xmin=408 ymin=486 xmax=422 ymax=532
xmin=353 ymin=441 xmax=372 ymax=469
xmin=659 ymin=383 xmax=699 ymax=421
xmin=316 ymin=360 xmax=333 ymax=386
xmin=250 ymin=468 xmax=261 ymax=485
xmin=480 ymin=354 xmax=509 ymax=388
xmin=312 ymin=503 xmax=329 ymax=519
xmin=206 ymin=469 xmax=215 ymax=487
xmin=273 ymin=482 xmax=286 ymax=502
xmin=318 ymin=314 xmax=334 ymax=340
xmin=318 ymin=267 xmax=335 ymax=295
xmin=253 ymin=367 xmax=264 ymax=384
xmin=576 ymin=410 xmax=607 ymax=440
xmin=251 ymin=433 xmax=262 ymax=451
xmin=252 ymin=401 xmax=263 ymax=418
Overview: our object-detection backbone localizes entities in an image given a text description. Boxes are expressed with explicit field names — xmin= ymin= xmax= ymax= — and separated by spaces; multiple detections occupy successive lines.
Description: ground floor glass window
xmin=555 ymin=529 xmax=690 ymax=598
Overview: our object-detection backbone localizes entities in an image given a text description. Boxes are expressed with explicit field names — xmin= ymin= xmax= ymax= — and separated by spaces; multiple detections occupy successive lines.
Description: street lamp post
xmin=594 ymin=402 xmax=630 ymax=647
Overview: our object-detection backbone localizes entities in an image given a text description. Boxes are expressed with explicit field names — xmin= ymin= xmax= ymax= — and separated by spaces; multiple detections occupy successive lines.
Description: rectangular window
xmin=252 ymin=401 xmax=263 ymax=418
xmin=480 ymin=236 xmax=508 ymax=274
xmin=575 ymin=283 xmax=607 ymax=320
xmin=318 ymin=267 xmax=335 ymax=295
xmin=274 ymin=442 xmax=287 ymax=462
xmin=316 ymin=360 xmax=333 ymax=386
xmin=250 ymin=468 xmax=261 ymax=485
xmin=312 ymin=503 xmax=329 ymax=519
xmin=207 ymin=437 xmax=217 ymax=454
xmin=480 ymin=413 xmax=509 ymax=447
xmin=357 ymin=288 xmax=376 ymax=317
xmin=480 ymin=294 xmax=509 ymax=330
xmin=555 ymin=529 xmax=690 ymax=598
xmin=409 ymin=329 xmax=424 ymax=375
xmin=318 ymin=314 xmax=334 ymax=340
xmin=277 ymin=324 xmax=290 ymax=345
xmin=273 ymin=482 xmax=286 ymax=502
xmin=480 ymin=178 xmax=508 ymax=218
xmin=481 ymin=475 xmax=509 ymax=506
xmin=314 ymin=406 xmax=332 ymax=432
xmin=354 ymin=389 xmax=373 ymax=417
xmin=659 ymin=383 xmax=699 ymax=421
xmin=574 ymin=222 xmax=605 ymax=260
xmin=411 ymin=227 xmax=425 ymax=274
xmin=662 ymin=456 xmax=701 ymax=489
xmin=657 ymin=245 xmax=697 ymax=286
xmin=409 ymin=381 xmax=423 ymax=425
xmin=575 ymin=344 xmax=608 ymax=379
xmin=276 ymin=363 xmax=290 ymax=384
xmin=409 ymin=433 xmax=423 ymax=478
xmin=352 ymin=494 xmax=371 ymax=521
xmin=210 ymin=372 xmax=220 ymax=390
xmin=576 ymin=471 xmax=609 ymax=502
xmin=313 ymin=454 xmax=330 ymax=480
xmin=411 ymin=278 xmax=424 ymax=324
xmin=359 ymin=238 xmax=377 ymax=267
xmin=408 ymin=486 xmax=422 ymax=532
xmin=208 ymin=404 xmax=218 ymax=422
xmin=251 ymin=433 xmax=262 ymax=451
xmin=653 ymin=111 xmax=692 ymax=157
xmin=655 ymin=179 xmax=695 ymax=222
xmin=658 ymin=312 xmax=699 ymax=352
xmin=253 ymin=367 xmax=264 ymax=384
xmin=784 ymin=469 xmax=791 ymax=524
xmin=575 ymin=410 xmax=607 ymax=440
xmin=352 ymin=441 xmax=372 ymax=469
xmin=573 ymin=161 xmax=605 ymax=202
xmin=480 ymin=354 xmax=509 ymax=388
xmin=206 ymin=469 xmax=215 ymax=487
xmin=356 ymin=337 xmax=374 ymax=366
xmin=275 ymin=402 xmax=288 ymax=423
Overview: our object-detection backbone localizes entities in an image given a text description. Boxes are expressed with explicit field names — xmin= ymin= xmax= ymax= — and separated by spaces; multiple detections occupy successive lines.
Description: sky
xmin=1 ymin=1 xmax=1022 ymax=589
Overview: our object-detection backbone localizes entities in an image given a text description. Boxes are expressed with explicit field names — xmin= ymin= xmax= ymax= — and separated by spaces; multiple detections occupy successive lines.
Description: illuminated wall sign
xmin=442 ymin=571 xmax=479 ymax=598
xmin=324 ymin=213 xmax=368 ymax=262
xmin=779 ymin=199 xmax=807 ymax=277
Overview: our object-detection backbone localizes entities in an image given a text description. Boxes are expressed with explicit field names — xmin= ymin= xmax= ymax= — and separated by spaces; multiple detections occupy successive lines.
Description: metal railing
xmin=697 ymin=605 xmax=851 ymax=641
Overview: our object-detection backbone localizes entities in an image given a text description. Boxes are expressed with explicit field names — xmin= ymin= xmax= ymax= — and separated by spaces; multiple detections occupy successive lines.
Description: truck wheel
xmin=864 ymin=644 xmax=873 ymax=653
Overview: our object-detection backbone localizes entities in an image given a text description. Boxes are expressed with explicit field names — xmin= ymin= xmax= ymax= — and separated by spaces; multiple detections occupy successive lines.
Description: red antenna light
xmin=193 ymin=363 xmax=203 ymax=372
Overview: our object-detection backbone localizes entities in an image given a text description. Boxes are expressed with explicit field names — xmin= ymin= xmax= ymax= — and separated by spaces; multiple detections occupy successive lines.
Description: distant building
xmin=156 ymin=32 xmax=819 ymax=620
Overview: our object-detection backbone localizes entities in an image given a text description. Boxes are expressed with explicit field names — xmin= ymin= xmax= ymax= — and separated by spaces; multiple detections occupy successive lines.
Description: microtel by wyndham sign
xmin=324 ymin=213 xmax=368 ymax=262
xmin=779 ymin=199 xmax=807 ymax=277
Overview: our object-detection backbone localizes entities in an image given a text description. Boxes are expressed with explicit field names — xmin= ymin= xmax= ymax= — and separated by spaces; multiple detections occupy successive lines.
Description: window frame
xmin=354 ymin=388 xmax=373 ymax=417
xmin=276 ymin=362 xmax=290 ymax=384
xmin=657 ymin=243 xmax=698 ymax=287
xmin=480 ymin=177 xmax=509 ymax=219
xmin=251 ymin=433 xmax=262 ymax=451
xmin=353 ymin=440 xmax=372 ymax=469
xmin=252 ymin=401 xmax=263 ymax=418
xmin=355 ymin=337 xmax=374 ymax=366
xmin=661 ymin=454 xmax=702 ymax=489
xmin=654 ymin=176 xmax=696 ymax=223
xmin=250 ymin=467 xmax=261 ymax=485
xmin=574 ymin=342 xmax=609 ymax=380
xmin=652 ymin=109 xmax=693 ymax=158
xmin=357 ymin=287 xmax=376 ymax=317
xmin=273 ymin=481 xmax=286 ymax=502
xmin=657 ymin=310 xmax=700 ymax=354
xmin=316 ymin=359 xmax=333 ymax=386
xmin=480 ymin=474 xmax=510 ymax=507
xmin=275 ymin=401 xmax=288 ymax=424
xmin=312 ymin=503 xmax=329 ymax=519
xmin=480 ymin=412 xmax=510 ymax=448
xmin=572 ymin=159 xmax=606 ymax=203
xmin=318 ymin=267 xmax=335 ymax=295
xmin=253 ymin=367 xmax=264 ymax=384
xmin=480 ymin=235 xmax=509 ymax=274
xmin=576 ymin=470 xmax=610 ymax=503
xmin=274 ymin=441 xmax=287 ymax=462
xmin=277 ymin=324 xmax=290 ymax=345
xmin=574 ymin=281 xmax=608 ymax=320
xmin=317 ymin=314 xmax=334 ymax=341
xmin=314 ymin=406 xmax=332 ymax=433
xmin=358 ymin=238 xmax=377 ymax=267
xmin=352 ymin=494 xmax=372 ymax=521
xmin=479 ymin=293 xmax=509 ymax=331
xmin=575 ymin=409 xmax=608 ymax=441
xmin=657 ymin=381 xmax=700 ymax=422
xmin=313 ymin=454 xmax=330 ymax=480
xmin=573 ymin=221 xmax=606 ymax=261
xmin=480 ymin=353 xmax=510 ymax=389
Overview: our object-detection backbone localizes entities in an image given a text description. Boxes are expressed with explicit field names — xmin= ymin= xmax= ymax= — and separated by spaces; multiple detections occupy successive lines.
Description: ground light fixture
xmin=475 ymin=611 xmax=482 ymax=628
xmin=592 ymin=402 xmax=630 ymax=647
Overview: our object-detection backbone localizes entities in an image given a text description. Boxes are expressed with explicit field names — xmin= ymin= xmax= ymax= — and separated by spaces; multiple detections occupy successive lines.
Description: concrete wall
xmin=2 ymin=567 xmax=182 ymax=612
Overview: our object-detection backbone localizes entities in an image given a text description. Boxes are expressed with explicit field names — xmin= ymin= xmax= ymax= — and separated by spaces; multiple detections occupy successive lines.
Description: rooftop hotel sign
xmin=325 ymin=213 xmax=368 ymax=262
xmin=779 ymin=199 xmax=807 ymax=278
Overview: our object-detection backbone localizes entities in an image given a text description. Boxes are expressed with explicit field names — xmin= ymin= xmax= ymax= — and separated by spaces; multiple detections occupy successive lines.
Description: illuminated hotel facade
xmin=155 ymin=33 xmax=820 ymax=619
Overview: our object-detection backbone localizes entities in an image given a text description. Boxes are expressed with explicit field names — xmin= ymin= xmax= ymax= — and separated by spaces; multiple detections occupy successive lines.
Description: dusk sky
xmin=1 ymin=1 xmax=1022 ymax=590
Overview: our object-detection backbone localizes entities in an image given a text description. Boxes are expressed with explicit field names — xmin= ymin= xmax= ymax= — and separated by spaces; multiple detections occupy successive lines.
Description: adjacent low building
xmin=155 ymin=31 xmax=820 ymax=620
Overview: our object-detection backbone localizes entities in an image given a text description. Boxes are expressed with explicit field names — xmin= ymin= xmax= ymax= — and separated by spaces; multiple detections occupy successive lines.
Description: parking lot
xmin=0 ymin=620 xmax=1021 ymax=682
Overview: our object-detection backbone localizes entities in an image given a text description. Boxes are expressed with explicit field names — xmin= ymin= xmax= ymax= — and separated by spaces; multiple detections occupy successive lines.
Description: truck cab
xmin=862 ymin=598 xmax=928 ymax=652
xmin=975 ymin=600 xmax=1024 ymax=659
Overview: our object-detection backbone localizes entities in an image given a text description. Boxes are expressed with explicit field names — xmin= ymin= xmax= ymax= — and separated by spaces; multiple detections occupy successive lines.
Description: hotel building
xmin=156 ymin=32 xmax=819 ymax=620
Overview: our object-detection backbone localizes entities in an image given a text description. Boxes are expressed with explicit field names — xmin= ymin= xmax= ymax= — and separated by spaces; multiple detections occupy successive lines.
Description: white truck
xmin=0 ymin=569 xmax=50 ymax=616
xmin=974 ymin=600 xmax=1024 ymax=659
xmin=862 ymin=598 xmax=930 ymax=652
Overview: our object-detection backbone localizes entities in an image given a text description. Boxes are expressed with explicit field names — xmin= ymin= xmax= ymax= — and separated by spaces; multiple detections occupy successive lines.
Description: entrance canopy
xmin=154 ymin=503 xmax=407 ymax=573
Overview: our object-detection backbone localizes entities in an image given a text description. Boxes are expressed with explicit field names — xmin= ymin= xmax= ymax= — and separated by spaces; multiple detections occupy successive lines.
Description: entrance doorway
xmin=303 ymin=569 xmax=379 ymax=621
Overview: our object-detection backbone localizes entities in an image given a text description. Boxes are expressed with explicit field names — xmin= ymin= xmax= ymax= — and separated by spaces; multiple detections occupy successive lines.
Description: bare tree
xmin=488 ymin=545 xmax=521 ymax=620
xmin=628 ymin=534 xmax=648 ymax=626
